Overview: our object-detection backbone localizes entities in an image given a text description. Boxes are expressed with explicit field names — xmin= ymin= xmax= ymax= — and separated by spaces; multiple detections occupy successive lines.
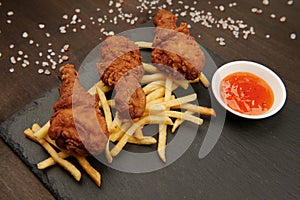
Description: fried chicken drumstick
xmin=97 ymin=36 xmax=146 ymax=119
xmin=152 ymin=9 xmax=205 ymax=80
xmin=48 ymin=64 xmax=109 ymax=157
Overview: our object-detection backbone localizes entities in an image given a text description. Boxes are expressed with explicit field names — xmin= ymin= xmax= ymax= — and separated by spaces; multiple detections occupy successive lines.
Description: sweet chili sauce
xmin=220 ymin=72 xmax=274 ymax=115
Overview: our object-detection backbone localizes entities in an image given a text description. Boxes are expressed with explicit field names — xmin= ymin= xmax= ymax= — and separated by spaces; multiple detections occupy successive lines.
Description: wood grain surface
xmin=0 ymin=0 xmax=299 ymax=199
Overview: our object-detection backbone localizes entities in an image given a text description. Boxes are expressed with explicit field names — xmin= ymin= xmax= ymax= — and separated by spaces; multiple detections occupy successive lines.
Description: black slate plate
xmin=1 ymin=27 xmax=300 ymax=199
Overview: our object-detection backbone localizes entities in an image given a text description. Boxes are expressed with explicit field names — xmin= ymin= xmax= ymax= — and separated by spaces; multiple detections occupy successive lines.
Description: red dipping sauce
xmin=220 ymin=72 xmax=274 ymax=115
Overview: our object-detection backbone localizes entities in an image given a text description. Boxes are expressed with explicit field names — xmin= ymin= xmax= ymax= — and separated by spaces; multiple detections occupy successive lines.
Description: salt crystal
xmin=18 ymin=50 xmax=24 ymax=55
xmin=219 ymin=5 xmax=225 ymax=12
xmin=48 ymin=43 xmax=52 ymax=46
xmin=38 ymin=52 xmax=43 ymax=57
xmin=279 ymin=16 xmax=286 ymax=22
xmin=290 ymin=33 xmax=296 ymax=40
xmin=24 ymin=54 xmax=28 ymax=59
xmin=9 ymin=68 xmax=15 ymax=73
xmin=9 ymin=44 xmax=15 ymax=49
xmin=62 ymin=55 xmax=69 ymax=61
xmin=17 ymin=57 xmax=22 ymax=61
xmin=63 ymin=44 xmax=69 ymax=51
xmin=270 ymin=13 xmax=276 ymax=19
xmin=262 ymin=0 xmax=269 ymax=6
xmin=35 ymin=61 xmax=39 ymax=65
xmin=38 ymin=23 xmax=45 ymax=29
xmin=251 ymin=8 xmax=258 ymax=13
xmin=72 ymin=28 xmax=77 ymax=32
xmin=72 ymin=14 xmax=78 ymax=22
xmin=10 ymin=56 xmax=16 ymax=64
xmin=38 ymin=69 xmax=44 ymax=74
xmin=62 ymin=14 xmax=68 ymax=20
xmin=287 ymin=0 xmax=294 ymax=5
xmin=0 ymin=52 xmax=2 ymax=58
xmin=109 ymin=9 xmax=113 ymax=13
xmin=7 ymin=10 xmax=14 ymax=16
xmin=42 ymin=61 xmax=49 ymax=67
xmin=6 ymin=19 xmax=12 ymax=24
xmin=80 ymin=25 xmax=86 ymax=30
xmin=44 ymin=69 xmax=51 ymax=75
xmin=29 ymin=39 xmax=34 ymax=45
xmin=265 ymin=34 xmax=271 ymax=39
xmin=75 ymin=8 xmax=81 ymax=13
xmin=22 ymin=32 xmax=29 ymax=38
xmin=45 ymin=32 xmax=50 ymax=37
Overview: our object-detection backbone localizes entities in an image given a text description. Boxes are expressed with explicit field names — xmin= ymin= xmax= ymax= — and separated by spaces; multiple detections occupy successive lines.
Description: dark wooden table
xmin=0 ymin=0 xmax=299 ymax=199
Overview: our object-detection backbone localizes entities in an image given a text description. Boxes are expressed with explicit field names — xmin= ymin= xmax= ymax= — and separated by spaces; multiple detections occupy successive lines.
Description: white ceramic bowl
xmin=212 ymin=61 xmax=287 ymax=119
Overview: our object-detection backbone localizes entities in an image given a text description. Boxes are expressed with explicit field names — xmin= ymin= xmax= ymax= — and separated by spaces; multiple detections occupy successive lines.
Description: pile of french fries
xmin=24 ymin=42 xmax=215 ymax=187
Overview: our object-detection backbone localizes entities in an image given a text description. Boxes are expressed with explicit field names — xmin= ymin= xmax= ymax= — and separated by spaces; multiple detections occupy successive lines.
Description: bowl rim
xmin=211 ymin=60 xmax=287 ymax=119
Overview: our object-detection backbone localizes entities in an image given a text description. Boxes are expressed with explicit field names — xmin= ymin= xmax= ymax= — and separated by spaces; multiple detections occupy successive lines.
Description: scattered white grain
xmin=265 ymin=34 xmax=271 ymax=39
xmin=36 ymin=43 xmax=40 ymax=47
xmin=23 ymin=59 xmax=30 ymax=65
xmin=262 ymin=0 xmax=269 ymax=6
xmin=270 ymin=13 xmax=276 ymax=19
xmin=287 ymin=0 xmax=294 ymax=6
xmin=42 ymin=61 xmax=49 ymax=67
xmin=47 ymin=49 xmax=53 ymax=53
xmin=256 ymin=9 xmax=263 ymax=14
xmin=50 ymin=52 xmax=55 ymax=56
xmin=44 ymin=69 xmax=51 ymax=75
xmin=10 ymin=56 xmax=16 ymax=64
xmin=63 ymin=44 xmax=69 ymax=51
xmin=18 ymin=50 xmax=23 ymax=56
xmin=22 ymin=32 xmax=29 ymax=38
xmin=24 ymin=54 xmax=28 ymax=59
xmin=35 ymin=60 xmax=39 ymax=65
xmin=6 ymin=19 xmax=12 ymax=24
xmin=290 ymin=33 xmax=296 ymax=40
xmin=72 ymin=14 xmax=78 ymax=22
xmin=7 ymin=10 xmax=14 ymax=16
xmin=62 ymin=14 xmax=68 ymax=20
xmin=96 ymin=8 xmax=101 ymax=11
xmin=72 ymin=28 xmax=77 ymax=32
xmin=48 ymin=42 xmax=52 ymax=46
xmin=75 ymin=8 xmax=81 ymax=13
xmin=109 ymin=9 xmax=114 ymax=14
xmin=45 ymin=32 xmax=51 ymax=37
xmin=38 ymin=52 xmax=43 ymax=57
xmin=21 ymin=63 xmax=27 ymax=68
xmin=219 ymin=5 xmax=225 ymax=12
xmin=62 ymin=55 xmax=69 ymax=61
xmin=29 ymin=39 xmax=34 ymax=45
xmin=9 ymin=44 xmax=15 ymax=49
xmin=9 ymin=68 xmax=15 ymax=73
xmin=80 ymin=24 xmax=86 ymax=30
xmin=38 ymin=23 xmax=45 ymax=29
xmin=38 ymin=68 xmax=44 ymax=74
xmin=180 ymin=11 xmax=187 ymax=17
xmin=16 ymin=57 xmax=21 ymax=61
xmin=0 ymin=52 xmax=2 ymax=58
xmin=251 ymin=8 xmax=258 ymax=13
xmin=279 ymin=16 xmax=287 ymax=22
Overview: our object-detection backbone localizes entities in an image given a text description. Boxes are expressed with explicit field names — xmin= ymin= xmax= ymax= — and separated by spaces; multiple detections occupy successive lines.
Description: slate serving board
xmin=1 ymin=27 xmax=300 ymax=199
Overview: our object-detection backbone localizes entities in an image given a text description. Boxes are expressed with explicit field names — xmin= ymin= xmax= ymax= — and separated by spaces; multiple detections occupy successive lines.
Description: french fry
xmin=141 ymin=73 xmax=165 ymax=83
xmin=105 ymin=141 xmax=113 ymax=164
xmin=172 ymin=103 xmax=216 ymax=116
xmin=171 ymin=111 xmax=194 ymax=133
xmin=146 ymin=87 xmax=165 ymax=103
xmin=37 ymin=152 xmax=70 ymax=169
xmin=143 ymin=80 xmax=165 ymax=95
xmin=136 ymin=41 xmax=153 ymax=49
xmin=128 ymin=136 xmax=157 ymax=145
xmin=166 ymin=110 xmax=203 ymax=125
xmin=25 ymin=128 xmax=81 ymax=181
xmin=95 ymin=80 xmax=112 ymax=93
xmin=143 ymin=62 xmax=159 ymax=73
xmin=110 ymin=115 xmax=173 ymax=157
xmin=199 ymin=72 xmax=210 ymax=88
xmin=74 ymin=156 xmax=101 ymax=187
xmin=33 ymin=121 xmax=50 ymax=139
xmin=109 ymin=122 xmax=132 ymax=142
xmin=133 ymin=127 xmax=144 ymax=138
xmin=158 ymin=78 xmax=172 ymax=163
xmin=96 ymin=86 xmax=112 ymax=128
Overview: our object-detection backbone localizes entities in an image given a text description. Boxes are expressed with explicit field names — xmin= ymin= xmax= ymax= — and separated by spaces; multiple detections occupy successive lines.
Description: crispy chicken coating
xmin=97 ymin=36 xmax=146 ymax=119
xmin=48 ymin=64 xmax=109 ymax=157
xmin=152 ymin=9 xmax=205 ymax=80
